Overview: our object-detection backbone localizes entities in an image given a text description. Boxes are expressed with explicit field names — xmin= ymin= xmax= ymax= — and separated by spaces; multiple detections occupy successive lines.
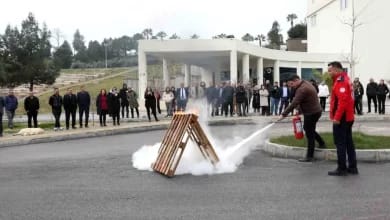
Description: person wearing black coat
xmin=119 ymin=83 xmax=129 ymax=118
xmin=0 ymin=96 xmax=5 ymax=137
xmin=252 ymin=89 xmax=260 ymax=113
xmin=366 ymin=78 xmax=378 ymax=113
xmin=48 ymin=88 xmax=63 ymax=130
xmin=222 ymin=82 xmax=234 ymax=117
xmin=235 ymin=83 xmax=246 ymax=117
xmin=278 ymin=81 xmax=290 ymax=115
xmin=377 ymin=79 xmax=389 ymax=114
xmin=63 ymin=88 xmax=78 ymax=129
xmin=145 ymin=87 xmax=159 ymax=122
xmin=24 ymin=91 xmax=40 ymax=128
xmin=96 ymin=89 xmax=109 ymax=126
xmin=77 ymin=85 xmax=90 ymax=128
xmin=108 ymin=87 xmax=121 ymax=126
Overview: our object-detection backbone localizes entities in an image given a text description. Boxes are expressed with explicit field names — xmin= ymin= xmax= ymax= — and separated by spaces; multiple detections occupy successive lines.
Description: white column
xmin=162 ymin=57 xmax=169 ymax=88
xmin=138 ymin=50 xmax=147 ymax=99
xmin=242 ymin=54 xmax=250 ymax=84
xmin=230 ymin=50 xmax=237 ymax=83
xmin=274 ymin=60 xmax=280 ymax=83
xmin=184 ymin=64 xmax=191 ymax=87
xmin=297 ymin=61 xmax=302 ymax=78
xmin=256 ymin=57 xmax=263 ymax=85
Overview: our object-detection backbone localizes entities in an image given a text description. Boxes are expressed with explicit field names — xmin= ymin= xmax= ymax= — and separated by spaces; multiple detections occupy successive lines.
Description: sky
xmin=0 ymin=0 xmax=307 ymax=44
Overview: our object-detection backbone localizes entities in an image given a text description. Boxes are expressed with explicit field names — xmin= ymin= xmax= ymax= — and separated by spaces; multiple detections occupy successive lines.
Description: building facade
xmin=307 ymin=0 xmax=390 ymax=85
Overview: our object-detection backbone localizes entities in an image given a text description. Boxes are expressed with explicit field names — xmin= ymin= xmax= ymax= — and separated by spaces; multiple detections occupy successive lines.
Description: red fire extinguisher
xmin=292 ymin=115 xmax=304 ymax=139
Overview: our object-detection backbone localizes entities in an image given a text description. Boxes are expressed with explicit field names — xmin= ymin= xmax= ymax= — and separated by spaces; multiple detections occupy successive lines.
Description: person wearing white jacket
xmin=318 ymin=81 xmax=330 ymax=112
xmin=162 ymin=87 xmax=174 ymax=117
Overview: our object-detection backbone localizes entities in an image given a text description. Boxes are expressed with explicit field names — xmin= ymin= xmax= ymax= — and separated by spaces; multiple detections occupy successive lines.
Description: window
xmin=310 ymin=14 xmax=317 ymax=26
xmin=340 ymin=0 xmax=347 ymax=10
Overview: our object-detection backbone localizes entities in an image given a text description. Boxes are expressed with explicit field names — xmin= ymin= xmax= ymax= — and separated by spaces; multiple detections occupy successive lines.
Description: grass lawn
xmin=270 ymin=132 xmax=390 ymax=149
xmin=3 ymin=122 xmax=54 ymax=135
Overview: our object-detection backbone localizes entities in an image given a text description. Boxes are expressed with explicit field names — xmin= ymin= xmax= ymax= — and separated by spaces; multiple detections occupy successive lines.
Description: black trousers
xmin=65 ymin=108 xmax=76 ymax=128
xmin=367 ymin=95 xmax=377 ymax=112
xmin=121 ymin=103 xmax=129 ymax=118
xmin=130 ymin=107 xmax=139 ymax=118
xmin=112 ymin=110 xmax=120 ymax=124
xmin=79 ymin=107 xmax=89 ymax=126
xmin=333 ymin=120 xmax=357 ymax=170
xmin=99 ymin=110 xmax=108 ymax=125
xmin=52 ymin=109 xmax=61 ymax=128
xmin=354 ymin=96 xmax=363 ymax=114
xmin=279 ymin=97 xmax=289 ymax=115
xmin=146 ymin=106 xmax=158 ymax=121
xmin=303 ymin=112 xmax=325 ymax=158
xmin=27 ymin=110 xmax=38 ymax=128
xmin=223 ymin=100 xmax=234 ymax=116
xmin=377 ymin=95 xmax=386 ymax=114
xmin=319 ymin=97 xmax=327 ymax=112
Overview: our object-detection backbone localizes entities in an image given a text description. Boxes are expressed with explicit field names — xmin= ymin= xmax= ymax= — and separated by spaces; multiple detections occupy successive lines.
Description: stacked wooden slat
xmin=152 ymin=113 xmax=219 ymax=177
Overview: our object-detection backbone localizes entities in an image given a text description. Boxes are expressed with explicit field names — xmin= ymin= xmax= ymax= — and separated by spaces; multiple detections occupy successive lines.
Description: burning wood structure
xmin=152 ymin=113 xmax=219 ymax=177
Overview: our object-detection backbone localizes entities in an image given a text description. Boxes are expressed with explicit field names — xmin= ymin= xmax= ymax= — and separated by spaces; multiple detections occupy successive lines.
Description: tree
xmin=287 ymin=23 xmax=307 ymax=39
xmin=241 ymin=33 xmax=254 ymax=42
xmin=142 ymin=28 xmax=153 ymax=40
xmin=132 ymin=33 xmax=144 ymax=50
xmin=212 ymin=33 xmax=227 ymax=39
xmin=267 ymin=21 xmax=283 ymax=49
xmin=169 ymin=33 xmax=180 ymax=39
xmin=190 ymin=34 xmax=199 ymax=39
xmin=156 ymin=31 xmax=167 ymax=40
xmin=73 ymin=29 xmax=88 ymax=62
xmin=52 ymin=28 xmax=64 ymax=48
xmin=87 ymin=40 xmax=103 ymax=62
xmin=341 ymin=0 xmax=369 ymax=79
xmin=1 ymin=13 xmax=60 ymax=90
xmin=53 ymin=40 xmax=73 ymax=69
xmin=287 ymin=13 xmax=298 ymax=28
xmin=255 ymin=34 xmax=266 ymax=47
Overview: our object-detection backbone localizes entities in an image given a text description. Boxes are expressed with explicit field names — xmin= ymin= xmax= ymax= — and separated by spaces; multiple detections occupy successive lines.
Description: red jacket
xmin=330 ymin=72 xmax=355 ymax=122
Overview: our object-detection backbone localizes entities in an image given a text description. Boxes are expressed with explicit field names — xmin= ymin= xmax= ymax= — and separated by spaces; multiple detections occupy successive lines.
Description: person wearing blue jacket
xmin=5 ymin=90 xmax=18 ymax=129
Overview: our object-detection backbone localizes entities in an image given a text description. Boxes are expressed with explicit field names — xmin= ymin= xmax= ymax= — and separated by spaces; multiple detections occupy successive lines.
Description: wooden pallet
xmin=152 ymin=113 xmax=219 ymax=177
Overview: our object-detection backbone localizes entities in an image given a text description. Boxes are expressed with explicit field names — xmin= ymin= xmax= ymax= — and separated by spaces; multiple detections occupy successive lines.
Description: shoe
xmin=328 ymin=169 xmax=348 ymax=176
xmin=79 ymin=125 xmax=83 ymax=128
xmin=85 ymin=125 xmax=88 ymax=128
xmin=298 ymin=157 xmax=315 ymax=162
xmin=347 ymin=167 xmax=359 ymax=175
xmin=72 ymin=126 xmax=77 ymax=129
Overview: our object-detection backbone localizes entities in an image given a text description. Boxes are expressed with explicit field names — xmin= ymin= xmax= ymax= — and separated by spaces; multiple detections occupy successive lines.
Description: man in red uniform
xmin=328 ymin=61 xmax=358 ymax=176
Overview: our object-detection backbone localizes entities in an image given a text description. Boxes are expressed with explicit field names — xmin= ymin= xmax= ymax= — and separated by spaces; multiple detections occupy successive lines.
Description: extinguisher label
xmin=295 ymin=121 xmax=303 ymax=132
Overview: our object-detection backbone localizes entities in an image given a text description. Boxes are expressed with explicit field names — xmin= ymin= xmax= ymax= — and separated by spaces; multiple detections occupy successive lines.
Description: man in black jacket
xmin=377 ymin=79 xmax=389 ymax=114
xmin=366 ymin=78 xmax=378 ymax=113
xmin=48 ymin=88 xmax=63 ymax=131
xmin=0 ymin=95 xmax=4 ymax=137
xmin=77 ymin=85 xmax=91 ymax=128
xmin=119 ymin=83 xmax=129 ymax=118
xmin=24 ymin=91 xmax=40 ymax=128
xmin=222 ymin=81 xmax=234 ymax=117
xmin=63 ymin=88 xmax=78 ymax=129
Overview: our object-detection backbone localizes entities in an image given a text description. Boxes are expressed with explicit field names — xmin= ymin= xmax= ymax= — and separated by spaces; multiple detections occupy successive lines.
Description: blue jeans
xmin=270 ymin=98 xmax=280 ymax=115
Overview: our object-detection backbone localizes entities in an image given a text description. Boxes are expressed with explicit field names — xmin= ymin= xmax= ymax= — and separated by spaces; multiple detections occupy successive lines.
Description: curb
xmin=0 ymin=123 xmax=169 ymax=148
xmin=263 ymin=140 xmax=390 ymax=162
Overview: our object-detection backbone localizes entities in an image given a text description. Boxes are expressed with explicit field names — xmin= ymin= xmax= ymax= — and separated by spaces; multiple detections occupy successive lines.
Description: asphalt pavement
xmin=1 ymin=123 xmax=390 ymax=220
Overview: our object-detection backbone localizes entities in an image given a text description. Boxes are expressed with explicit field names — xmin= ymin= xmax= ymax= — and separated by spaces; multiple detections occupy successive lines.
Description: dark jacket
xmin=206 ymin=86 xmax=216 ymax=102
xmin=222 ymin=85 xmax=234 ymax=102
xmin=108 ymin=93 xmax=121 ymax=114
xmin=49 ymin=94 xmax=62 ymax=111
xmin=235 ymin=85 xmax=246 ymax=103
xmin=145 ymin=91 xmax=156 ymax=108
xmin=270 ymin=86 xmax=281 ymax=99
xmin=0 ymin=96 xmax=5 ymax=114
xmin=282 ymin=80 xmax=322 ymax=116
xmin=128 ymin=90 xmax=139 ymax=108
xmin=366 ymin=82 xmax=378 ymax=96
xmin=63 ymin=93 xmax=78 ymax=110
xmin=252 ymin=90 xmax=260 ymax=108
xmin=377 ymin=84 xmax=389 ymax=96
xmin=119 ymin=88 xmax=129 ymax=105
xmin=5 ymin=95 xmax=18 ymax=111
xmin=77 ymin=91 xmax=91 ymax=109
xmin=176 ymin=87 xmax=189 ymax=101
xmin=24 ymin=96 xmax=40 ymax=112
xmin=279 ymin=86 xmax=290 ymax=99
